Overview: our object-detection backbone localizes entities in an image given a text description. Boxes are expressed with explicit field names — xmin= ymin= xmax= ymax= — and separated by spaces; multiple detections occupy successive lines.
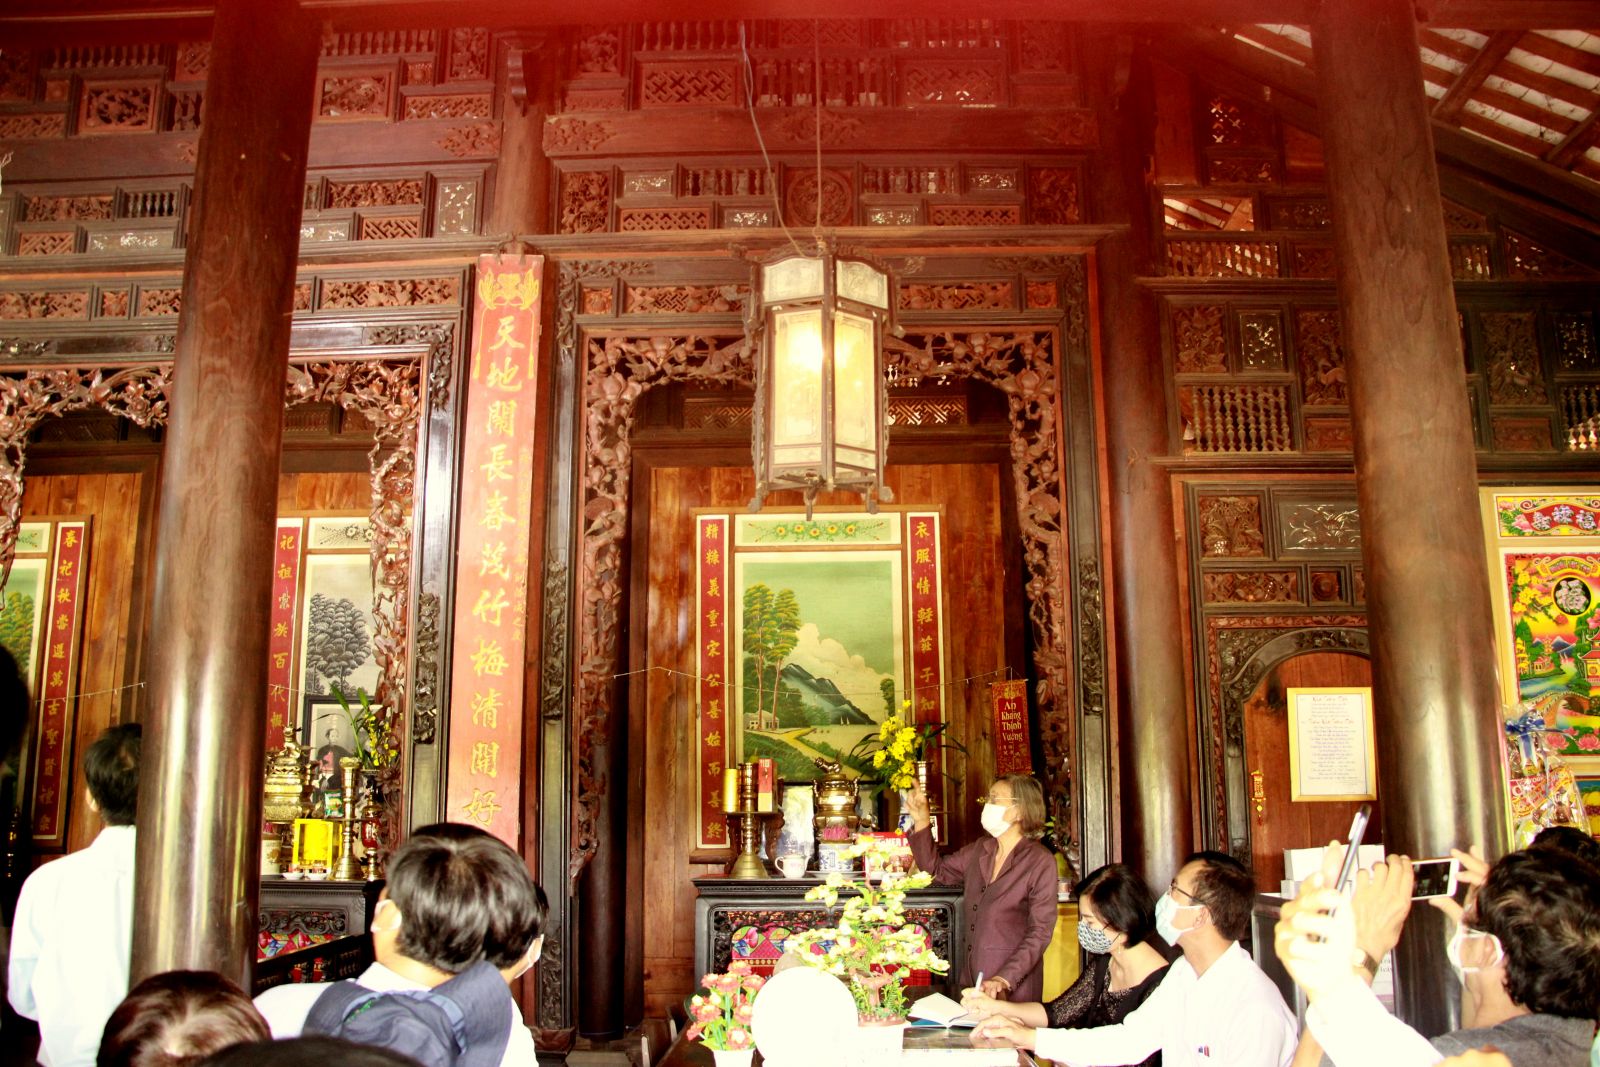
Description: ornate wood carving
xmin=0 ymin=366 xmax=170 ymax=583
xmin=1201 ymin=570 xmax=1301 ymax=604
xmin=1237 ymin=311 xmax=1284 ymax=372
xmin=544 ymin=118 xmax=616 ymax=154
xmin=559 ymin=172 xmax=611 ymax=234
xmin=1482 ymin=311 xmax=1548 ymax=405
xmin=22 ymin=195 xmax=114 ymax=222
xmin=784 ymin=171 xmax=853 ymax=228
xmin=899 ymin=283 xmax=1013 ymax=312
xmin=411 ymin=591 xmax=441 ymax=744
xmin=1077 ymin=560 xmax=1106 ymax=719
xmin=79 ymin=82 xmax=157 ymax=134
xmin=327 ymin=179 xmax=424 ymax=208
xmin=446 ymin=28 xmax=491 ymax=82
xmin=437 ymin=124 xmax=500 ymax=157
xmin=364 ymin=322 xmax=455 ymax=411
xmin=572 ymin=333 xmax=753 ymax=879
xmin=320 ymin=277 xmax=460 ymax=309
xmin=318 ymin=71 xmax=393 ymax=120
xmin=1173 ymin=305 xmax=1226 ymax=374
xmin=622 ymin=285 xmax=745 ymax=314
xmin=1280 ymin=503 xmax=1361 ymax=552
xmin=1197 ymin=495 xmax=1265 ymax=558
xmin=894 ymin=329 xmax=1076 ymax=864
xmin=1028 ymin=167 xmax=1081 ymax=225
xmin=617 ymin=207 xmax=713 ymax=232
xmin=405 ymin=94 xmax=491 ymax=120
xmin=1294 ymin=309 xmax=1347 ymax=406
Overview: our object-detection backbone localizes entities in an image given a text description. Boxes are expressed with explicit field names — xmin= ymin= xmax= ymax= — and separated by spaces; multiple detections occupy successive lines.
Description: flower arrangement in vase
xmin=787 ymin=836 xmax=949 ymax=1023
xmin=850 ymin=700 xmax=964 ymax=794
xmin=687 ymin=960 xmax=765 ymax=1066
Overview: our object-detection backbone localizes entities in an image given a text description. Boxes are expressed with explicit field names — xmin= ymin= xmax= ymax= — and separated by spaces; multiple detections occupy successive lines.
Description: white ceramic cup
xmin=777 ymin=854 xmax=807 ymax=878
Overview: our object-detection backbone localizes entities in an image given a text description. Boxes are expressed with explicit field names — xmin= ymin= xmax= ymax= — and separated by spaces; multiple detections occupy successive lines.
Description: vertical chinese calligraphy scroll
xmin=265 ymin=517 xmax=303 ymax=750
xmin=991 ymin=679 xmax=1032 ymax=776
xmin=32 ymin=519 xmax=90 ymax=847
xmin=697 ymin=515 xmax=730 ymax=850
xmin=907 ymin=513 xmax=947 ymax=778
xmin=446 ymin=254 xmax=543 ymax=845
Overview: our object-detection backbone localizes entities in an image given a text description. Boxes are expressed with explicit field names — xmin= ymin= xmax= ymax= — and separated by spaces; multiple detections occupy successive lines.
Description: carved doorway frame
xmin=532 ymin=246 xmax=1109 ymax=1036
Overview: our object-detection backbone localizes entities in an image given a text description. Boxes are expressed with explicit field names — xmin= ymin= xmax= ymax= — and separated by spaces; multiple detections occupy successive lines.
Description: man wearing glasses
xmin=975 ymin=850 xmax=1296 ymax=1066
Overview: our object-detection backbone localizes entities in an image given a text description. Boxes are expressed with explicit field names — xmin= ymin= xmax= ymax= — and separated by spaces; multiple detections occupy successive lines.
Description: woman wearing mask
xmin=958 ymin=864 xmax=1169 ymax=1065
xmin=905 ymin=775 xmax=1059 ymax=1001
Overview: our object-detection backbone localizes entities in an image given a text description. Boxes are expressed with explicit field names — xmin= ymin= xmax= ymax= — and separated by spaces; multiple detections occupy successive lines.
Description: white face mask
xmin=1446 ymin=924 xmax=1503 ymax=982
xmin=506 ymin=935 xmax=544 ymax=981
xmin=1154 ymin=891 xmax=1202 ymax=946
xmin=980 ymin=802 xmax=1013 ymax=838
xmin=370 ymin=898 xmax=400 ymax=935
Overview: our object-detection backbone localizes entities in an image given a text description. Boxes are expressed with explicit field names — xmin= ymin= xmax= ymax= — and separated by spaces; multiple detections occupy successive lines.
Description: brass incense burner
xmin=812 ymin=758 xmax=860 ymax=838
xmin=263 ymin=740 xmax=314 ymax=825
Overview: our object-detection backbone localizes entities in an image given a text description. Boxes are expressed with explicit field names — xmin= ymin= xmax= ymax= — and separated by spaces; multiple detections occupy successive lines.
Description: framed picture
xmin=1286 ymin=686 xmax=1377 ymax=801
xmin=301 ymin=695 xmax=364 ymax=794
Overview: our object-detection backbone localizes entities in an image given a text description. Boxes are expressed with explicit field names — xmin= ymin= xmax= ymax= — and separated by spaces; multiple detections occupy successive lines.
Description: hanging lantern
xmin=749 ymin=244 xmax=894 ymax=516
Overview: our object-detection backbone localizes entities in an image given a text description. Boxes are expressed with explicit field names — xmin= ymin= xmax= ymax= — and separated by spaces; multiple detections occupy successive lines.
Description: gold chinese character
xmin=44 ymin=728 xmax=59 ymax=747
xmin=706 ymin=731 xmax=721 ymax=748
xmin=914 ymin=521 xmax=930 ymax=538
xmin=55 ymin=588 xmax=69 ymax=603
xmin=705 ymin=673 xmax=722 ymax=688
xmin=480 ymin=541 xmax=512 ymax=580
xmin=481 ymin=491 xmax=514 ymax=531
xmin=487 ymin=399 xmax=517 ymax=438
xmin=916 ymin=607 xmax=933 ymax=624
xmin=49 ymin=670 xmax=63 ymax=687
xmin=919 ymin=666 xmax=934 ymax=684
xmin=470 ymin=638 xmax=509 ymax=677
xmin=486 ymin=356 xmax=521 ymax=393
xmin=273 ymin=652 xmax=287 ymax=669
xmin=57 ymin=560 xmax=73 ymax=577
xmin=708 ymin=699 xmax=721 ymax=717
xmin=278 ymin=593 xmax=291 ymax=610
xmin=463 ymin=789 xmax=502 ymax=826
xmin=705 ymin=640 xmax=720 ymax=659
xmin=43 ymin=758 xmax=55 ymax=776
xmin=918 ymin=635 xmax=933 ymax=653
xmin=706 ymin=609 xmax=720 ymax=627
xmin=470 ymin=741 xmax=501 ymax=777
xmin=480 ymin=443 xmax=512 ymax=483
xmin=707 ymin=578 xmax=719 ymax=597
xmin=472 ymin=587 xmax=511 ymax=628
xmin=277 ymin=565 xmax=292 ymax=579
xmin=708 ymin=760 xmax=722 ymax=775
xmin=271 ymin=711 xmax=284 ymax=727
xmin=704 ymin=549 xmax=720 ymax=566
xmin=51 ymin=642 xmax=65 ymax=659
xmin=491 ymin=314 xmax=526 ymax=352
xmin=54 ymin=615 xmax=69 ymax=632
xmin=706 ymin=524 xmax=720 ymax=540
xmin=707 ymin=823 xmax=725 ymax=842
xmin=64 ymin=530 xmax=78 ymax=547
xmin=915 ymin=576 xmax=931 ymax=596
xmin=914 ymin=548 xmax=931 ymax=564
xmin=471 ymin=689 xmax=502 ymax=729
xmin=274 ymin=622 xmax=289 ymax=638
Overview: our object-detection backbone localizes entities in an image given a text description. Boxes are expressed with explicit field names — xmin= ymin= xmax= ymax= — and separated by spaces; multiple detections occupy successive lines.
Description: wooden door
xmin=1242 ymin=652 xmax=1378 ymax=891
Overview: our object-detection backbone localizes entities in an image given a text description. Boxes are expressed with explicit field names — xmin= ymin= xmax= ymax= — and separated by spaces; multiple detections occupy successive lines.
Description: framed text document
xmin=1286 ymin=686 xmax=1377 ymax=801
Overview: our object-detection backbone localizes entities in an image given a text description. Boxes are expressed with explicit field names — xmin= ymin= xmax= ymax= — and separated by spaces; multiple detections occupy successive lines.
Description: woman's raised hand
xmin=904 ymin=782 xmax=931 ymax=827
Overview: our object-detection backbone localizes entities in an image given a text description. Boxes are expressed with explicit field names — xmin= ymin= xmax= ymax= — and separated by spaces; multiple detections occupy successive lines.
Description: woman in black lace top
xmin=960 ymin=863 xmax=1170 ymax=1066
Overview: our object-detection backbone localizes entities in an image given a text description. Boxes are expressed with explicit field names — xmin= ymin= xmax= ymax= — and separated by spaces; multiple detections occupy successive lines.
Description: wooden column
xmin=1313 ymin=0 xmax=1508 ymax=1036
xmin=1088 ymin=40 xmax=1195 ymax=891
xmin=131 ymin=0 xmax=317 ymax=984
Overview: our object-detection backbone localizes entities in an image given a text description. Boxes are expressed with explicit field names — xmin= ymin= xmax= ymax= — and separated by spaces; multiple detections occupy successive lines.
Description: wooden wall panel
xmin=20 ymin=472 xmax=147 ymax=856
xmin=639 ymin=461 xmax=1013 ymax=1018
xmin=276 ymin=471 xmax=369 ymax=513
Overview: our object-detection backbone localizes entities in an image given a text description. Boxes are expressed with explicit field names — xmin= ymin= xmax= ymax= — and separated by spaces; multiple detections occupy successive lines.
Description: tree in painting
xmin=0 ymin=591 xmax=35 ymax=676
xmin=742 ymin=583 xmax=802 ymax=730
xmin=305 ymin=594 xmax=371 ymax=695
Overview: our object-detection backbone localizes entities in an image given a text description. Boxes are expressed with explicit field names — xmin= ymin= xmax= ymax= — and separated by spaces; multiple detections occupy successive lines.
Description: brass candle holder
xmin=728 ymin=763 xmax=772 ymax=880
xmin=333 ymin=756 xmax=363 ymax=881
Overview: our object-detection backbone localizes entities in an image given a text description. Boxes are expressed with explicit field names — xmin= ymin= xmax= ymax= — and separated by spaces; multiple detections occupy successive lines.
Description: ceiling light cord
xmin=739 ymin=21 xmax=807 ymax=259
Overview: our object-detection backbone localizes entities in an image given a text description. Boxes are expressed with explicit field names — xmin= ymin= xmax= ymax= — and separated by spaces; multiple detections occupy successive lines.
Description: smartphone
xmin=1334 ymin=803 xmax=1373 ymax=893
xmin=1410 ymin=857 xmax=1462 ymax=900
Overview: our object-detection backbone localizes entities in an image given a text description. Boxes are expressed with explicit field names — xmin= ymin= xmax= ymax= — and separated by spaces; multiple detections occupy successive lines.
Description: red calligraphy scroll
xmin=906 ymin=513 xmax=946 ymax=761
xmin=265 ymin=518 xmax=303 ymax=751
xmin=32 ymin=520 xmax=90 ymax=847
xmin=445 ymin=254 xmax=544 ymax=846
xmin=697 ymin=515 xmax=731 ymax=850
xmin=991 ymin=679 xmax=1032 ymax=776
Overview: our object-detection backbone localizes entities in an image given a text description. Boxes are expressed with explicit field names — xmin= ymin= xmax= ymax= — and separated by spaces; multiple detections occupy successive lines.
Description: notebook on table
xmin=908 ymin=992 xmax=980 ymax=1029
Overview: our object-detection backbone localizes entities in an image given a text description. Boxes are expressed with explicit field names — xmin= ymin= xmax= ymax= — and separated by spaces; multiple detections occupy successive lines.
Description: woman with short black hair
xmin=959 ymin=863 xmax=1169 ymax=1067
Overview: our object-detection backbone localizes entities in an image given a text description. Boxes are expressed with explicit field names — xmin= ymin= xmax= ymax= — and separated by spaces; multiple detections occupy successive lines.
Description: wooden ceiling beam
xmin=1433 ymin=30 xmax=1521 ymax=122
xmin=1547 ymin=108 xmax=1600 ymax=169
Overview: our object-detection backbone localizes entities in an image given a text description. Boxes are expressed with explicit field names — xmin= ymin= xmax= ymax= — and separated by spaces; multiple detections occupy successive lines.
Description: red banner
xmin=265 ymin=518 xmax=303 ymax=751
xmin=697 ymin=516 xmax=730 ymax=849
xmin=445 ymin=254 xmax=543 ymax=846
xmin=991 ymin=679 xmax=1032 ymax=776
xmin=32 ymin=520 xmax=89 ymax=845
xmin=907 ymin=513 xmax=945 ymax=771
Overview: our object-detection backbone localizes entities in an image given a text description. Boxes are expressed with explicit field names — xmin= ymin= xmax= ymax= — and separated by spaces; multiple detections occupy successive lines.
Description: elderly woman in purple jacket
xmin=905 ymin=774 xmax=1061 ymax=1002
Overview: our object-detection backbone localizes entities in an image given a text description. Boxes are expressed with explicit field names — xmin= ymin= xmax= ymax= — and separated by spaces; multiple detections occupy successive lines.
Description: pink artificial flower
xmin=734 ymin=1004 xmax=754 ymax=1024
xmin=684 ymin=1023 xmax=703 ymax=1042
xmin=742 ymin=974 xmax=765 ymax=993
xmin=727 ymin=1028 xmax=752 ymax=1048
xmin=694 ymin=1001 xmax=721 ymax=1022
xmin=700 ymin=973 xmax=719 ymax=990
xmin=728 ymin=960 xmax=752 ymax=975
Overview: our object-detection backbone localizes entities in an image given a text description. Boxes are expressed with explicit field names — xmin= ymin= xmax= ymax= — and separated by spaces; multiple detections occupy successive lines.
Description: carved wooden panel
xmin=1173 ymin=305 xmax=1226 ymax=374
xmin=637 ymin=62 xmax=738 ymax=107
xmin=1202 ymin=570 xmax=1301 ymax=605
xmin=78 ymin=80 xmax=158 ymax=134
xmin=317 ymin=69 xmax=394 ymax=121
xmin=1480 ymin=311 xmax=1548 ymax=406
xmin=1196 ymin=495 xmax=1265 ymax=558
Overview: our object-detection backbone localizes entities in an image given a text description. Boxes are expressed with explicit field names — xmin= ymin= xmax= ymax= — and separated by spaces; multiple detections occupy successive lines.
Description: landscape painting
xmin=732 ymin=550 xmax=905 ymax=783
xmin=296 ymin=551 xmax=380 ymax=708
xmin=0 ymin=554 xmax=49 ymax=694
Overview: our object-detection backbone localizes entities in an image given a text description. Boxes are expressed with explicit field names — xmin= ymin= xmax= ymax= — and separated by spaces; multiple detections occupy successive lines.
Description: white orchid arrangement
xmin=786 ymin=836 xmax=949 ymax=1020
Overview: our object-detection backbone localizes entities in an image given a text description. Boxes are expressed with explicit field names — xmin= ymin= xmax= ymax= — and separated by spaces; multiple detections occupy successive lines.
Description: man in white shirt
xmin=974 ymin=850 xmax=1297 ymax=1067
xmin=255 ymin=823 xmax=544 ymax=1067
xmin=9 ymin=723 xmax=142 ymax=1067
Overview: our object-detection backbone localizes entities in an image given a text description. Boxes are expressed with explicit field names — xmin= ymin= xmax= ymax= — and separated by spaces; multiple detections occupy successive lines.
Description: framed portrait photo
xmin=300 ymin=695 xmax=379 ymax=795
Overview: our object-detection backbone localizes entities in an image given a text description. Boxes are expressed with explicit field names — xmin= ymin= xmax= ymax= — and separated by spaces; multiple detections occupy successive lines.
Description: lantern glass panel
xmin=832 ymin=310 xmax=877 ymax=464
xmin=770 ymin=308 xmax=825 ymax=462
xmin=763 ymin=256 xmax=825 ymax=304
xmin=835 ymin=259 xmax=888 ymax=308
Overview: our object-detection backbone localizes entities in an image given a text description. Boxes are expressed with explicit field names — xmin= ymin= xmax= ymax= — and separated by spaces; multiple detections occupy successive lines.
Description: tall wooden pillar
xmin=132 ymin=0 xmax=317 ymax=984
xmin=1088 ymin=40 xmax=1195 ymax=891
xmin=1313 ymin=0 xmax=1508 ymax=1036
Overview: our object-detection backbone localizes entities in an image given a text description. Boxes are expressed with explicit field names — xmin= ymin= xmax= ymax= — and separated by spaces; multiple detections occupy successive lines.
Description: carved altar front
xmin=691 ymin=877 xmax=964 ymax=980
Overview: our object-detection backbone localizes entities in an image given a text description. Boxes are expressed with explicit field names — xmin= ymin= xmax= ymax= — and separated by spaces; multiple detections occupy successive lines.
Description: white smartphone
xmin=1410 ymin=857 xmax=1462 ymax=900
